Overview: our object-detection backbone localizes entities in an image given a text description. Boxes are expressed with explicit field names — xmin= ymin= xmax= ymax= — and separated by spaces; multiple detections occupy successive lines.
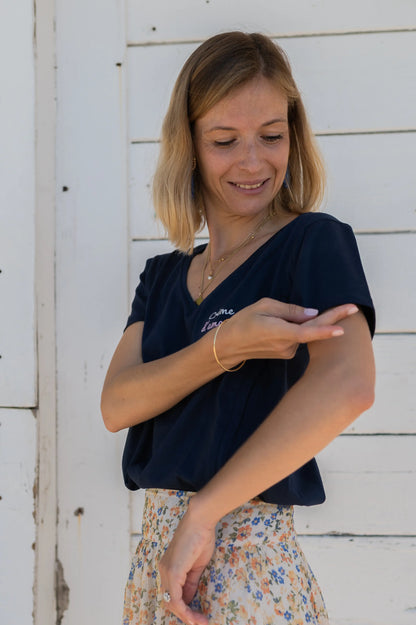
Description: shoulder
xmin=293 ymin=211 xmax=351 ymax=232
xmin=290 ymin=211 xmax=355 ymax=246
xmin=140 ymin=248 xmax=188 ymax=280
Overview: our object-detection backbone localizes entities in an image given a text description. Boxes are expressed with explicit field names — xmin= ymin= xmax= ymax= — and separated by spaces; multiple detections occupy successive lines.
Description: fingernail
xmin=347 ymin=305 xmax=359 ymax=315
xmin=332 ymin=329 xmax=344 ymax=336
xmin=304 ymin=308 xmax=319 ymax=316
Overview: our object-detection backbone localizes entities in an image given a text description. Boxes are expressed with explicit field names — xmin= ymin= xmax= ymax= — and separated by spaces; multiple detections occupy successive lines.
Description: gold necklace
xmin=195 ymin=212 xmax=273 ymax=305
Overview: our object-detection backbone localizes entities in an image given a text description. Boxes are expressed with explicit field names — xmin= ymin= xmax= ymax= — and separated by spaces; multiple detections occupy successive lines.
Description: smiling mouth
xmin=232 ymin=180 xmax=267 ymax=190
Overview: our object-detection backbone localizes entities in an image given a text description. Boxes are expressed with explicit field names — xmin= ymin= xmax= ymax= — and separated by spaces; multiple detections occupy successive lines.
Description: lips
xmin=231 ymin=180 xmax=268 ymax=190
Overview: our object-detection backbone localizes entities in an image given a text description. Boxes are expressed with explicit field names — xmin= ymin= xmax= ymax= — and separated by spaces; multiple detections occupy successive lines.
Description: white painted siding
xmin=1 ymin=0 xmax=410 ymax=623
xmin=55 ymin=1 xmax=130 ymax=623
xmin=0 ymin=2 xmax=37 ymax=624
xmin=127 ymin=0 xmax=416 ymax=42
xmin=0 ymin=409 xmax=36 ymax=624
xmin=0 ymin=1 xmax=36 ymax=407
xmin=299 ymin=536 xmax=416 ymax=625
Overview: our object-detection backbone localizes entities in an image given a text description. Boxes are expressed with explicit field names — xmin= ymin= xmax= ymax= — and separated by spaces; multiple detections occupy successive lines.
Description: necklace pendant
xmin=195 ymin=295 xmax=204 ymax=305
xmin=207 ymin=274 xmax=213 ymax=280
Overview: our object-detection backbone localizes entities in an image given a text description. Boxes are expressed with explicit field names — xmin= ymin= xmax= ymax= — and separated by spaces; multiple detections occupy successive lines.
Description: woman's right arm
xmin=101 ymin=300 xmax=356 ymax=432
xmin=101 ymin=319 xmax=235 ymax=432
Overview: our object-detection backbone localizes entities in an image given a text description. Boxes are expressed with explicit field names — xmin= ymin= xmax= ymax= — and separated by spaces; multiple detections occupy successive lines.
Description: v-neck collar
xmin=183 ymin=216 xmax=299 ymax=308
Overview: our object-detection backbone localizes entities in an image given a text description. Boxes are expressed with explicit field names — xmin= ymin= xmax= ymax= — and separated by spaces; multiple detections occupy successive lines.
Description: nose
xmin=238 ymin=141 xmax=262 ymax=172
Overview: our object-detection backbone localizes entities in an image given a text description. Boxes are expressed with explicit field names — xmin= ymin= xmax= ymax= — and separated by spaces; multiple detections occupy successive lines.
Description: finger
xmin=166 ymin=596 xmax=209 ymax=625
xmin=303 ymin=304 xmax=358 ymax=328
xmin=182 ymin=566 xmax=205 ymax=605
xmin=256 ymin=298 xmax=319 ymax=323
xmin=294 ymin=323 xmax=345 ymax=344
xmin=249 ymin=319 xmax=342 ymax=356
xmin=160 ymin=563 xmax=208 ymax=625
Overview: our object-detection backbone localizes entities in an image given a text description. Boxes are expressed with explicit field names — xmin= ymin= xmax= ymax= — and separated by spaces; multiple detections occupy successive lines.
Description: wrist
xmin=187 ymin=490 xmax=223 ymax=530
xmin=212 ymin=318 xmax=245 ymax=372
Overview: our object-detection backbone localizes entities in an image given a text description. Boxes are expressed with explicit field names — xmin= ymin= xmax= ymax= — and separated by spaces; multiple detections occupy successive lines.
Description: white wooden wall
xmin=0 ymin=2 xmax=37 ymax=623
xmin=126 ymin=2 xmax=416 ymax=625
xmin=2 ymin=0 xmax=414 ymax=624
xmin=54 ymin=1 xmax=130 ymax=624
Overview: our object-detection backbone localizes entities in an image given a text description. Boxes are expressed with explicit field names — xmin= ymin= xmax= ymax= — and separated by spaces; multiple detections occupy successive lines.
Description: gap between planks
xmin=131 ymin=232 xmax=416 ymax=241
xmin=130 ymin=129 xmax=416 ymax=144
xmin=129 ymin=532 xmax=416 ymax=539
xmin=127 ymin=27 xmax=416 ymax=47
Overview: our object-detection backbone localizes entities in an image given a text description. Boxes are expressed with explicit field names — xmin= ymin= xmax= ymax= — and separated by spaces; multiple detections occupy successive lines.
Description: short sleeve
xmin=290 ymin=218 xmax=376 ymax=337
xmin=124 ymin=260 xmax=150 ymax=331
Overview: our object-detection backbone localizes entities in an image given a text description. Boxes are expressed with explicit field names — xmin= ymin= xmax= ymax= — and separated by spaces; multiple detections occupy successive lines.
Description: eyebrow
xmin=206 ymin=118 xmax=288 ymax=132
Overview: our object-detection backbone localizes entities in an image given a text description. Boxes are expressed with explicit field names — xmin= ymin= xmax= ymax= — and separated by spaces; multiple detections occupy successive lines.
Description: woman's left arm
xmin=158 ymin=310 xmax=375 ymax=625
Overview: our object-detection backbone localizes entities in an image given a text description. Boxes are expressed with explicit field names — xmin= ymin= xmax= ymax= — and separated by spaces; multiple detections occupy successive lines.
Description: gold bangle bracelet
xmin=213 ymin=320 xmax=246 ymax=373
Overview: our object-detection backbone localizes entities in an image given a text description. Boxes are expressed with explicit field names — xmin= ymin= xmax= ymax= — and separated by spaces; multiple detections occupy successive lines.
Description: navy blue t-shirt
xmin=122 ymin=213 xmax=375 ymax=506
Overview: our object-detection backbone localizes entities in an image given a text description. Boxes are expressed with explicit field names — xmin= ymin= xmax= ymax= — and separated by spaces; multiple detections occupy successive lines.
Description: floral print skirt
xmin=123 ymin=489 xmax=329 ymax=625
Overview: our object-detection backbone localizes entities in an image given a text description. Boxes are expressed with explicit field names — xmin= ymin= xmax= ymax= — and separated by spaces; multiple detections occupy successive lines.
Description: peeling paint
xmin=33 ymin=0 xmax=37 ymax=45
xmin=32 ymin=468 xmax=38 ymax=523
xmin=55 ymin=557 xmax=70 ymax=625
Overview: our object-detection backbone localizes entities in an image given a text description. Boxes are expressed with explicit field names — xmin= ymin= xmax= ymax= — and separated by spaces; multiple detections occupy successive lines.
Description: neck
xmin=205 ymin=209 xmax=274 ymax=262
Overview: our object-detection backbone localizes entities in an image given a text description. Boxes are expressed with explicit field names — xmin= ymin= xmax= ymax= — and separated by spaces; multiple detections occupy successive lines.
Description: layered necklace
xmin=195 ymin=212 xmax=273 ymax=305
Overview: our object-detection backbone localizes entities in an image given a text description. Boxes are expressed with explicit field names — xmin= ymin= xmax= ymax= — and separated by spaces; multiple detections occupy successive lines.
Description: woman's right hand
xmin=214 ymin=299 xmax=359 ymax=366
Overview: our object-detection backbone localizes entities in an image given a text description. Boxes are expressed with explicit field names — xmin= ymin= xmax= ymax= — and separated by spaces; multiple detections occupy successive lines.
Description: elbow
xmin=351 ymin=381 xmax=375 ymax=414
xmin=100 ymin=393 xmax=124 ymax=433
xmin=341 ymin=373 xmax=375 ymax=425
xmin=103 ymin=418 xmax=122 ymax=434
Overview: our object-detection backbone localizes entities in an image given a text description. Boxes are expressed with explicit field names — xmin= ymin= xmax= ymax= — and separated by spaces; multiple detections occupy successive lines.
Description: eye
xmin=262 ymin=134 xmax=283 ymax=143
xmin=214 ymin=139 xmax=235 ymax=147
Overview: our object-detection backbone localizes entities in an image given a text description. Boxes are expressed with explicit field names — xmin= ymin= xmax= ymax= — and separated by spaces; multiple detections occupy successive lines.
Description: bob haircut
xmin=153 ymin=31 xmax=326 ymax=253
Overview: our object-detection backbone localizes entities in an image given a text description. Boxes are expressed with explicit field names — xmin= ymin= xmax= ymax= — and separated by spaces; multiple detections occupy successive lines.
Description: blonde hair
xmin=153 ymin=32 xmax=326 ymax=253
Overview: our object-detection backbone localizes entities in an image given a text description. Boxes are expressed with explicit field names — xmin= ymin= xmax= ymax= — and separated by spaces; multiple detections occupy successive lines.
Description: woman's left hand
xmin=158 ymin=502 xmax=216 ymax=625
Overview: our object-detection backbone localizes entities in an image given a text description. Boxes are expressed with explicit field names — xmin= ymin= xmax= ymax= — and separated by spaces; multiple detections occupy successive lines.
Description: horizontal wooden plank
xmin=284 ymin=32 xmax=416 ymax=134
xmin=127 ymin=0 xmax=416 ymax=43
xmin=0 ymin=252 xmax=37 ymax=406
xmin=318 ymin=132 xmax=416 ymax=232
xmin=296 ymin=435 xmax=416 ymax=535
xmin=128 ymin=44 xmax=192 ymax=141
xmin=300 ymin=536 xmax=416 ymax=625
xmin=130 ymin=436 xmax=415 ymax=536
xmin=127 ymin=32 xmax=416 ymax=140
xmin=0 ymin=409 xmax=36 ymax=624
xmin=129 ymin=142 xmax=160 ymax=239
xmin=357 ymin=233 xmax=416 ymax=333
xmin=128 ymin=133 xmax=416 ymax=238
xmin=130 ymin=233 xmax=416 ymax=334
xmin=347 ymin=334 xmax=416 ymax=434
xmin=0 ymin=0 xmax=37 ymax=407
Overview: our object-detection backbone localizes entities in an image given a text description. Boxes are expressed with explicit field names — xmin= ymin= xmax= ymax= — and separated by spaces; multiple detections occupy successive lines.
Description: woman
xmin=101 ymin=32 xmax=375 ymax=625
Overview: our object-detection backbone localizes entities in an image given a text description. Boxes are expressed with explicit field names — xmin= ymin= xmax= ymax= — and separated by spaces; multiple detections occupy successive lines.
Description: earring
xmin=191 ymin=157 xmax=197 ymax=200
xmin=191 ymin=173 xmax=196 ymax=199
xmin=283 ymin=167 xmax=290 ymax=189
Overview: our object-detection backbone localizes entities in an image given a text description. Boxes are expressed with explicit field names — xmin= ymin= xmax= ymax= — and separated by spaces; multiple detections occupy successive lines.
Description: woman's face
xmin=193 ymin=76 xmax=290 ymax=221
